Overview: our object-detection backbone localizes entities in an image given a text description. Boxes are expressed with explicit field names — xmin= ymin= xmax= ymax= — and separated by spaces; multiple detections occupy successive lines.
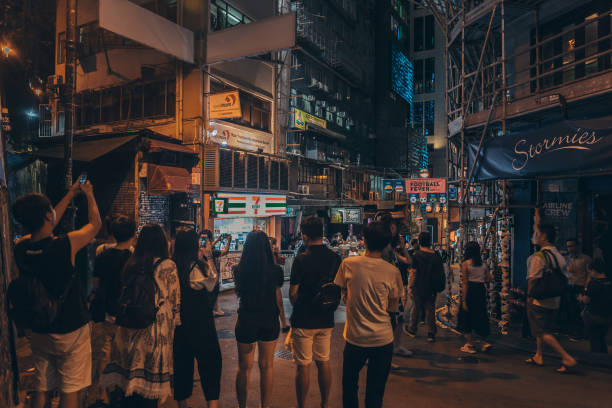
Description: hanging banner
xmin=439 ymin=193 xmax=447 ymax=204
xmin=294 ymin=108 xmax=327 ymax=130
xmin=209 ymin=91 xmax=242 ymax=119
xmin=406 ymin=178 xmax=447 ymax=194
xmin=394 ymin=179 xmax=405 ymax=193
xmin=409 ymin=193 xmax=418 ymax=204
xmin=383 ymin=179 xmax=394 ymax=193
xmin=448 ymin=185 xmax=457 ymax=200
xmin=467 ymin=116 xmax=612 ymax=180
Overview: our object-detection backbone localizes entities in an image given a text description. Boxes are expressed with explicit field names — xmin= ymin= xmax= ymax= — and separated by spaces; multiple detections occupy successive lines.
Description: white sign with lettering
xmin=208 ymin=121 xmax=273 ymax=154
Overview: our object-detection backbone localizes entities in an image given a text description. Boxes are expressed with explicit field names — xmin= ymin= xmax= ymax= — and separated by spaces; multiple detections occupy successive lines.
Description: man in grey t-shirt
xmin=335 ymin=221 xmax=403 ymax=408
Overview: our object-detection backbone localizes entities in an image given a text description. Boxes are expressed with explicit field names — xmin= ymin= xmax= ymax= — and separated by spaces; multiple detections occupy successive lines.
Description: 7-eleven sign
xmin=215 ymin=194 xmax=286 ymax=217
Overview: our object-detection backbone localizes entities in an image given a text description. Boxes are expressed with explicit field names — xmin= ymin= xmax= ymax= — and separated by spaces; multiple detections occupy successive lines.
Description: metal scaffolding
xmin=421 ymin=0 xmax=612 ymax=330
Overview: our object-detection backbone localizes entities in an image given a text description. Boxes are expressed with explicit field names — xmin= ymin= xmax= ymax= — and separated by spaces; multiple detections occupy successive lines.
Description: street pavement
xmin=16 ymin=285 xmax=612 ymax=408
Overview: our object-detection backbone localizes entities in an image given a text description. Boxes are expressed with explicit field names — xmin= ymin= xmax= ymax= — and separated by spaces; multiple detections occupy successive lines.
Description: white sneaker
xmin=394 ymin=346 xmax=413 ymax=357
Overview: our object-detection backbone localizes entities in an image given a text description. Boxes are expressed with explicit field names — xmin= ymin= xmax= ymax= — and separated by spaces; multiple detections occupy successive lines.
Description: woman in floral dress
xmin=101 ymin=224 xmax=181 ymax=408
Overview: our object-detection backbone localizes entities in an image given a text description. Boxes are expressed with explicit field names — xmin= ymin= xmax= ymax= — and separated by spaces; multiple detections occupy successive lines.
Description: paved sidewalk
xmin=16 ymin=286 xmax=612 ymax=407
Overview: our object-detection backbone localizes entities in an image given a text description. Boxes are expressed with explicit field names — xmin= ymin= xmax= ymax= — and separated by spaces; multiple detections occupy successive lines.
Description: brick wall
xmin=109 ymin=160 xmax=136 ymax=222
xmin=138 ymin=179 xmax=170 ymax=229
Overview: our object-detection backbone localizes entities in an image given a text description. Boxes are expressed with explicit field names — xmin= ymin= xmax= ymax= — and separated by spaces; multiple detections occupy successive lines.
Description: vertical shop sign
xmin=541 ymin=192 xmax=577 ymax=250
xmin=383 ymin=179 xmax=394 ymax=193
xmin=394 ymin=179 xmax=405 ymax=193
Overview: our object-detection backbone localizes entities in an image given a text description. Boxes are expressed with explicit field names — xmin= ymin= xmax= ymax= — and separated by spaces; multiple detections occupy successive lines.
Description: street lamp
xmin=1 ymin=46 xmax=12 ymax=58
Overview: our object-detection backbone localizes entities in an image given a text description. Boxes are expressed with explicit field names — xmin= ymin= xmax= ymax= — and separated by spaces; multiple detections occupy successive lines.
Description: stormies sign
xmin=467 ymin=116 xmax=612 ymax=180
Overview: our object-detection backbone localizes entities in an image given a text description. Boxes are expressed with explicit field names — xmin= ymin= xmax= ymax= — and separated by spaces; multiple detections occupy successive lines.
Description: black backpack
xmin=528 ymin=250 xmax=568 ymax=300
xmin=116 ymin=259 xmax=164 ymax=329
xmin=8 ymin=238 xmax=75 ymax=332
xmin=311 ymin=258 xmax=342 ymax=312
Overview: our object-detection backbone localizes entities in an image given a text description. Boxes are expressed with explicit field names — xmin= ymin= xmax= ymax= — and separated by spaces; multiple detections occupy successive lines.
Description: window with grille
xmin=247 ymin=154 xmax=258 ymax=189
xmin=234 ymin=152 xmax=245 ymax=188
xmin=219 ymin=149 xmax=233 ymax=187
xmin=270 ymin=161 xmax=279 ymax=190
xmin=259 ymin=158 xmax=269 ymax=190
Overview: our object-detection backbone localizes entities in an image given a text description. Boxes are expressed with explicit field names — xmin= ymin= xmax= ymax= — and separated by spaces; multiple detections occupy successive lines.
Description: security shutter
xmin=203 ymin=144 xmax=219 ymax=190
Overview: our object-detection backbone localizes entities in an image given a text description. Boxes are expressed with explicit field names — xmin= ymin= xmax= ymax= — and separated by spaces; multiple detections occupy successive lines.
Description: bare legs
xmin=295 ymin=360 xmax=331 ymax=408
xmin=31 ymin=391 xmax=79 ymax=408
xmin=236 ymin=340 xmax=277 ymax=408
xmin=532 ymin=334 xmax=577 ymax=367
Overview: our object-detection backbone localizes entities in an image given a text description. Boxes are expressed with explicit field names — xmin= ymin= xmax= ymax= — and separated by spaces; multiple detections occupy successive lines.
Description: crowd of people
xmin=7 ymin=182 xmax=612 ymax=408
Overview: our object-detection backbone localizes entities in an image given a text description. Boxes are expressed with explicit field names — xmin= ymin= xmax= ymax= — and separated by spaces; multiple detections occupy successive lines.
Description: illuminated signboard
xmin=330 ymin=208 xmax=363 ymax=224
xmin=391 ymin=44 xmax=414 ymax=104
xmin=215 ymin=193 xmax=286 ymax=218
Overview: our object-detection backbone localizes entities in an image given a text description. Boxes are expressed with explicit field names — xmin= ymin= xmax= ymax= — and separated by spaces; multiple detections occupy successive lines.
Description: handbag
xmin=528 ymin=250 xmax=568 ymax=300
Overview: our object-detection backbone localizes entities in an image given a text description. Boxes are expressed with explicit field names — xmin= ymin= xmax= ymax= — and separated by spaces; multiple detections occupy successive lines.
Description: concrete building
xmin=38 ymin=0 xmax=290 ymax=245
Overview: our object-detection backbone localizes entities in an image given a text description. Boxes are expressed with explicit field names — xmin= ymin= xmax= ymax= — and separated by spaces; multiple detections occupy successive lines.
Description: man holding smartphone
xmin=200 ymin=230 xmax=232 ymax=316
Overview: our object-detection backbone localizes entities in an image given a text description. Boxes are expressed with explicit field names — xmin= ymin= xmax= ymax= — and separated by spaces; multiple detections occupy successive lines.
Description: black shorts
xmin=235 ymin=314 xmax=280 ymax=344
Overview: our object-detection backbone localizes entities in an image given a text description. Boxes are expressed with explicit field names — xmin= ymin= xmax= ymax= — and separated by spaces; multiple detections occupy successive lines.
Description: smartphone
xmin=79 ymin=172 xmax=87 ymax=185
xmin=199 ymin=235 xmax=207 ymax=248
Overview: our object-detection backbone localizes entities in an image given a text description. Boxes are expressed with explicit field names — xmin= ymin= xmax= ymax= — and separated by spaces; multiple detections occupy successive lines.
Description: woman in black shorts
xmin=234 ymin=230 xmax=285 ymax=408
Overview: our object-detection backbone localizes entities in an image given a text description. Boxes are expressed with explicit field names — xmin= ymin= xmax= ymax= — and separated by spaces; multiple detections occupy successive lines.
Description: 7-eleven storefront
xmin=212 ymin=193 xmax=287 ymax=289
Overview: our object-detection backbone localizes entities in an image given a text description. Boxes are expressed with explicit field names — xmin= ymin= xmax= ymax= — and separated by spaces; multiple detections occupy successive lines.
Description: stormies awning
xmin=147 ymin=164 xmax=191 ymax=195
xmin=467 ymin=115 xmax=612 ymax=180
xmin=34 ymin=135 xmax=137 ymax=162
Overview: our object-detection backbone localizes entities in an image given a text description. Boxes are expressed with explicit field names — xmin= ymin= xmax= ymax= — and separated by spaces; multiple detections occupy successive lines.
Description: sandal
xmin=525 ymin=357 xmax=544 ymax=366
xmin=557 ymin=363 xmax=578 ymax=374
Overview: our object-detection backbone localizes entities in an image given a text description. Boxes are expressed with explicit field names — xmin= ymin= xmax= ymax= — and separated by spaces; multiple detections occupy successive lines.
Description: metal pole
xmin=200 ymin=0 xmax=210 ymax=232
xmin=64 ymin=0 xmax=77 ymax=192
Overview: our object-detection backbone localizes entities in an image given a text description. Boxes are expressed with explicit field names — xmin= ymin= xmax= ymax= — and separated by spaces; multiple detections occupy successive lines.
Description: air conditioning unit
xmin=337 ymin=111 xmax=346 ymax=118
xmin=298 ymin=185 xmax=310 ymax=195
xmin=306 ymin=95 xmax=315 ymax=102
xmin=328 ymin=106 xmax=337 ymax=113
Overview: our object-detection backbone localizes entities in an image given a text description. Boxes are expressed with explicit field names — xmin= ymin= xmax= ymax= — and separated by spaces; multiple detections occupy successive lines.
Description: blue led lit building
xmin=374 ymin=0 xmax=425 ymax=171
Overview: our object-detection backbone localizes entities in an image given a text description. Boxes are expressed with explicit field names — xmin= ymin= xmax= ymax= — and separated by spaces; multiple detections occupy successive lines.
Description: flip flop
xmin=557 ymin=364 xmax=578 ymax=374
xmin=525 ymin=357 xmax=544 ymax=366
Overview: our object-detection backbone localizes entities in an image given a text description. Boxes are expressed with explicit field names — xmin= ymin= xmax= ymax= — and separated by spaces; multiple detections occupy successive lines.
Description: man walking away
xmin=90 ymin=215 xmax=136 ymax=407
xmin=11 ymin=181 xmax=101 ymax=408
xmin=335 ymin=221 xmax=403 ymax=408
xmin=525 ymin=224 xmax=577 ymax=373
xmin=404 ymin=231 xmax=445 ymax=343
xmin=290 ymin=216 xmax=342 ymax=408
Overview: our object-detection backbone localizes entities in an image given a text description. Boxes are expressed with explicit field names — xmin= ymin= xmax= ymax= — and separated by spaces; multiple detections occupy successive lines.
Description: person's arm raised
xmin=68 ymin=181 xmax=102 ymax=265
xmin=54 ymin=180 xmax=81 ymax=228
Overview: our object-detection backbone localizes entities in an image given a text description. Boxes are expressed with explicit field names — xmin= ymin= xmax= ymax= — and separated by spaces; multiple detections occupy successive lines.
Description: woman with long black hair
xmin=101 ymin=224 xmax=180 ymax=408
xmin=458 ymin=241 xmax=492 ymax=354
xmin=234 ymin=230 xmax=285 ymax=408
xmin=172 ymin=228 xmax=221 ymax=408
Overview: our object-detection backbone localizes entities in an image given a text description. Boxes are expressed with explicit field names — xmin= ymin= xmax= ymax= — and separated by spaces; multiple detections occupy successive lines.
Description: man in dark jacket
xmin=403 ymin=231 xmax=444 ymax=343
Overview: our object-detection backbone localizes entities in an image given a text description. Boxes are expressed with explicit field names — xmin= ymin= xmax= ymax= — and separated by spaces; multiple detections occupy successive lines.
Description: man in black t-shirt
xmin=290 ymin=216 xmax=342 ymax=408
xmin=403 ymin=231 xmax=444 ymax=343
xmin=12 ymin=181 xmax=101 ymax=408
xmin=90 ymin=215 xmax=135 ymax=405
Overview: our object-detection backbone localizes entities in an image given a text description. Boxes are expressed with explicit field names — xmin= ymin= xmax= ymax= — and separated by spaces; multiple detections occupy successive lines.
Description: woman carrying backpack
xmin=458 ymin=241 xmax=493 ymax=354
xmin=101 ymin=224 xmax=181 ymax=408
xmin=233 ymin=230 xmax=285 ymax=408
xmin=172 ymin=229 xmax=221 ymax=408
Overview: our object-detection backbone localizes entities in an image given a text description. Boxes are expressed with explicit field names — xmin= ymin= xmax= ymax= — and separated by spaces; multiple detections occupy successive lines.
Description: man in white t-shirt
xmin=525 ymin=224 xmax=577 ymax=373
xmin=334 ymin=221 xmax=403 ymax=408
